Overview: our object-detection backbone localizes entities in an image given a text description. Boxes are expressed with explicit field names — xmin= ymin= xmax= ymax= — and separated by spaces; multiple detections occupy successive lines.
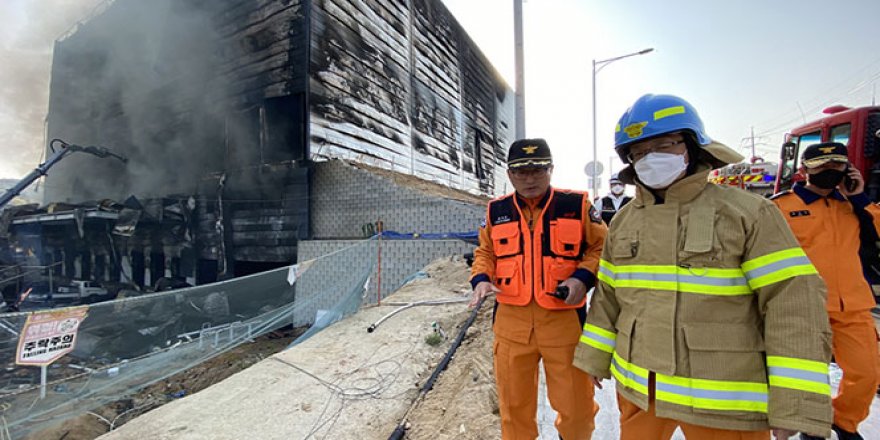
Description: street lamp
xmin=591 ymin=48 xmax=654 ymax=198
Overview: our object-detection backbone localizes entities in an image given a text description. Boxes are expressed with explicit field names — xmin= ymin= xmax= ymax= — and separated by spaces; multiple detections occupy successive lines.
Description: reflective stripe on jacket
xmin=573 ymin=165 xmax=832 ymax=437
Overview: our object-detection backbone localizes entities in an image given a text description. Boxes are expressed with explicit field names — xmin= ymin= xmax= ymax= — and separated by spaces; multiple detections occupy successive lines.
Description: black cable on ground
xmin=387 ymin=295 xmax=487 ymax=440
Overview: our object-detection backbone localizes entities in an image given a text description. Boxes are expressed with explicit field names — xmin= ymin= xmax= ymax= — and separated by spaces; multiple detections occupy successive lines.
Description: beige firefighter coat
xmin=573 ymin=161 xmax=833 ymax=437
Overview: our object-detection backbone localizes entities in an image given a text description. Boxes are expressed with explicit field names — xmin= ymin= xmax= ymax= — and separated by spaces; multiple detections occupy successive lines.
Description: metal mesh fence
xmin=0 ymin=239 xmax=376 ymax=439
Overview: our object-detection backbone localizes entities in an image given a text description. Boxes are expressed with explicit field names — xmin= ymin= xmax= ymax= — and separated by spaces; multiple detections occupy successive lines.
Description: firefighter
xmin=573 ymin=94 xmax=832 ymax=439
xmin=771 ymin=142 xmax=880 ymax=440
xmin=469 ymin=138 xmax=607 ymax=440
xmin=597 ymin=173 xmax=632 ymax=224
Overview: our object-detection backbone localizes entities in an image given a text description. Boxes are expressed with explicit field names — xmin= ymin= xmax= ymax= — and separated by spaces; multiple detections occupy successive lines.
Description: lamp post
xmin=591 ymin=48 xmax=654 ymax=197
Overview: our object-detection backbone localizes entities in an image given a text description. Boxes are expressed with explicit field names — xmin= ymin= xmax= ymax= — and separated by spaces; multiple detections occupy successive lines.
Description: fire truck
xmin=709 ymin=158 xmax=778 ymax=197
xmin=773 ymin=105 xmax=880 ymax=198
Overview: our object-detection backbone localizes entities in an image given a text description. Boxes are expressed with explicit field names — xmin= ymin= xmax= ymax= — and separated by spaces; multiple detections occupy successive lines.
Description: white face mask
xmin=633 ymin=152 xmax=687 ymax=189
xmin=610 ymin=184 xmax=624 ymax=195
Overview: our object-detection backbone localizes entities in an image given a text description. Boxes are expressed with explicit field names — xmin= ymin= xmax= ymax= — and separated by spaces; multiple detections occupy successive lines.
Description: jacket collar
xmin=792 ymin=181 xmax=845 ymax=204
xmin=631 ymin=164 xmax=712 ymax=207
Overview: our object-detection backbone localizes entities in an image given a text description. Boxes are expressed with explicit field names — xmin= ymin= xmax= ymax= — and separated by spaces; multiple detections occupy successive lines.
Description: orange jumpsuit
xmin=773 ymin=183 xmax=880 ymax=433
xmin=471 ymin=188 xmax=607 ymax=440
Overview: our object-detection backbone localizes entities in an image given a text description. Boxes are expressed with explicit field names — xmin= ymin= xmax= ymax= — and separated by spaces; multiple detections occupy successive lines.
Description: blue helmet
xmin=614 ymin=94 xmax=711 ymax=163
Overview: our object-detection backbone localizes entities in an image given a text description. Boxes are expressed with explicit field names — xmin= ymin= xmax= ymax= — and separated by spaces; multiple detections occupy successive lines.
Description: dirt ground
xmin=402 ymin=301 xmax=501 ymax=440
xmin=24 ymin=327 xmax=303 ymax=440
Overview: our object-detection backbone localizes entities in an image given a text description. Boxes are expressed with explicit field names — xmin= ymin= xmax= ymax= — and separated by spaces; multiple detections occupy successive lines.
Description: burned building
xmin=7 ymin=0 xmax=513 ymax=291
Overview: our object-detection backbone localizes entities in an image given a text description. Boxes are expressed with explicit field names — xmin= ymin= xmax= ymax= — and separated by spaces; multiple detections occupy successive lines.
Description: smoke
xmin=0 ymin=0 xmax=104 ymax=179
xmin=40 ymin=0 xmax=236 ymax=202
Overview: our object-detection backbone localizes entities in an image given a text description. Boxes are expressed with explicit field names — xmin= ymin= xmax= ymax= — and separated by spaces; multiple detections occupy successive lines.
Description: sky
xmin=1 ymin=0 xmax=879 ymax=196
xmin=442 ymin=0 xmax=880 ymax=193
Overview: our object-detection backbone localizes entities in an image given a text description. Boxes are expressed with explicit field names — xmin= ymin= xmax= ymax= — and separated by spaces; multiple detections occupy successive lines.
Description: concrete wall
xmin=293 ymin=239 xmax=474 ymax=327
xmin=310 ymin=160 xmax=486 ymax=239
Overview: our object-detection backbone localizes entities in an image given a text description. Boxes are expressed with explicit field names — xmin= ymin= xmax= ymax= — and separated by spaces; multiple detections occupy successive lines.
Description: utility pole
xmin=750 ymin=126 xmax=756 ymax=161
xmin=514 ymin=0 xmax=525 ymax=138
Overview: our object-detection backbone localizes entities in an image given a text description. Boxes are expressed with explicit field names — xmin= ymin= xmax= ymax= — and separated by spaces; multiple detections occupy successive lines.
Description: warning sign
xmin=16 ymin=307 xmax=89 ymax=366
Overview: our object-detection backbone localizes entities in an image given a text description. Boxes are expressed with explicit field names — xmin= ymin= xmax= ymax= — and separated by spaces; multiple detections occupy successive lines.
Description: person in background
xmin=470 ymin=138 xmax=607 ymax=439
xmin=597 ymin=173 xmax=632 ymax=224
xmin=771 ymin=142 xmax=880 ymax=440
xmin=573 ymin=94 xmax=832 ymax=439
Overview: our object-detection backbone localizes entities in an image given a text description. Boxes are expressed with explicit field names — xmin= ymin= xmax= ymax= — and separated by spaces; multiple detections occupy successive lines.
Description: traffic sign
xmin=584 ymin=161 xmax=604 ymax=177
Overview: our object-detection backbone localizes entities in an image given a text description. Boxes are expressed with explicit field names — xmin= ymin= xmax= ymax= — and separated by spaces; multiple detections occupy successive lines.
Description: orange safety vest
xmin=489 ymin=189 xmax=586 ymax=310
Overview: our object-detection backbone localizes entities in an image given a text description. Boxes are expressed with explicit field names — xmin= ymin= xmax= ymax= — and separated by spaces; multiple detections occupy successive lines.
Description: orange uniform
xmin=471 ymin=187 xmax=607 ymax=440
xmin=773 ymin=183 xmax=880 ymax=433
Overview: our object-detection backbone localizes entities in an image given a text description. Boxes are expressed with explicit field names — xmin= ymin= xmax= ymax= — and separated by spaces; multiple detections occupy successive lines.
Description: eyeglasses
xmin=626 ymin=140 xmax=685 ymax=163
xmin=509 ymin=167 xmax=550 ymax=178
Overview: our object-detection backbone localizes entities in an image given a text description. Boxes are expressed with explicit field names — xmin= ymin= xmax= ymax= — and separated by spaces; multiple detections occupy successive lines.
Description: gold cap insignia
xmin=819 ymin=146 xmax=836 ymax=154
xmin=522 ymin=146 xmax=538 ymax=154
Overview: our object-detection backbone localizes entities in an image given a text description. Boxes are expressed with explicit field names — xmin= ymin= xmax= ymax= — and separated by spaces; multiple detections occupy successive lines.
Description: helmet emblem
xmin=624 ymin=122 xmax=648 ymax=139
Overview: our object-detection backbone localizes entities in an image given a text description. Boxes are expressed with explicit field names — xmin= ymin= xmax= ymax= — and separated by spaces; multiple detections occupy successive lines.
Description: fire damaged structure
xmin=3 ymin=0 xmax=513 ymax=292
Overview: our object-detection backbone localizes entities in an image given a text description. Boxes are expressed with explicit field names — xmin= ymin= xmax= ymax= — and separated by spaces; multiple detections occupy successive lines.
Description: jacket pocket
xmin=614 ymin=312 xmax=636 ymax=360
xmin=612 ymin=232 xmax=639 ymax=259
xmin=678 ymin=206 xmax=720 ymax=265
xmin=491 ymin=222 xmax=521 ymax=257
xmin=494 ymin=258 xmax=520 ymax=299
xmin=683 ymin=324 xmax=767 ymax=417
xmin=549 ymin=218 xmax=582 ymax=257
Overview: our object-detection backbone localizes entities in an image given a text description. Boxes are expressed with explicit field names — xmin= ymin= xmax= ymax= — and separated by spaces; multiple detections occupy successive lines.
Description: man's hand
xmin=770 ymin=428 xmax=796 ymax=439
xmin=470 ymin=281 xmax=500 ymax=307
xmin=840 ymin=166 xmax=865 ymax=196
xmin=558 ymin=277 xmax=587 ymax=305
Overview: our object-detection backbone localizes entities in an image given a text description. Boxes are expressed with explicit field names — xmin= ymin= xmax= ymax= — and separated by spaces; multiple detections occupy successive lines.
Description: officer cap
xmin=801 ymin=142 xmax=848 ymax=168
xmin=507 ymin=138 xmax=552 ymax=169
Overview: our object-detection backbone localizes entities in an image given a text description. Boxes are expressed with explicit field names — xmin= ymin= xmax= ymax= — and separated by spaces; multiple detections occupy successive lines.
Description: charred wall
xmin=45 ymin=0 xmax=309 ymax=203
xmin=309 ymin=0 xmax=514 ymax=196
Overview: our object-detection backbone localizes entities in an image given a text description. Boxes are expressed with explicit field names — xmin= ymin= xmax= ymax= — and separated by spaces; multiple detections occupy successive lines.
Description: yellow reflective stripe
xmin=766 ymin=356 xmax=827 ymax=374
xmin=613 ymin=279 xmax=752 ymax=295
xmin=653 ymin=105 xmax=686 ymax=120
xmin=584 ymin=323 xmax=616 ymax=340
xmin=580 ymin=335 xmax=614 ymax=353
xmin=597 ymin=271 xmax=616 ymax=287
xmin=769 ymin=377 xmax=831 ymax=396
xmin=615 ymin=123 xmax=621 ymax=133
xmin=741 ymin=248 xmax=806 ymax=272
xmin=613 ymin=351 xmax=768 ymax=413
xmin=747 ymin=265 xmax=818 ymax=290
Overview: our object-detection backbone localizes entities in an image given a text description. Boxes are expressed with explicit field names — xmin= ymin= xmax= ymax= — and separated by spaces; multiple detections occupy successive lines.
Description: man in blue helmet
xmin=572 ymin=94 xmax=832 ymax=439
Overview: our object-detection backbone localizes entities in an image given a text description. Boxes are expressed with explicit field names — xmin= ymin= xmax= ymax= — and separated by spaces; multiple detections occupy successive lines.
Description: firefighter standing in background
xmin=597 ymin=173 xmax=632 ymax=224
xmin=573 ymin=94 xmax=832 ymax=439
xmin=470 ymin=138 xmax=607 ymax=440
xmin=771 ymin=142 xmax=880 ymax=440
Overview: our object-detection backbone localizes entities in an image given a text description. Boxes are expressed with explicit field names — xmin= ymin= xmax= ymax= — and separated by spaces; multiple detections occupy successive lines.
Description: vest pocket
xmin=542 ymin=258 xmax=578 ymax=295
xmin=549 ymin=218 xmax=582 ymax=257
xmin=614 ymin=312 xmax=636 ymax=360
xmin=494 ymin=258 xmax=520 ymax=298
xmin=491 ymin=222 xmax=521 ymax=257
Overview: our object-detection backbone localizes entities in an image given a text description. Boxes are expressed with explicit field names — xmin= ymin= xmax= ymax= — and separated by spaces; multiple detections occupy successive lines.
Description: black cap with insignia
xmin=801 ymin=142 xmax=849 ymax=168
xmin=508 ymin=138 xmax=553 ymax=169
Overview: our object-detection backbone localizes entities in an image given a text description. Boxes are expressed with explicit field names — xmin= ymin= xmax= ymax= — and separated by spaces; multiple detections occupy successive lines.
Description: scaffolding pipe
xmin=387 ymin=296 xmax=486 ymax=440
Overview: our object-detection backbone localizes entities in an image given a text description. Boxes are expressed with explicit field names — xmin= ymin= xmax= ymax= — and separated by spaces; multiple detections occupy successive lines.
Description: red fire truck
xmin=773 ymin=105 xmax=880 ymax=198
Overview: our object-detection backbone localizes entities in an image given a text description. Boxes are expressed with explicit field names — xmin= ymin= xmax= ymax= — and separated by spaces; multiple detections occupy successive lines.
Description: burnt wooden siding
xmin=309 ymin=0 xmax=515 ymax=196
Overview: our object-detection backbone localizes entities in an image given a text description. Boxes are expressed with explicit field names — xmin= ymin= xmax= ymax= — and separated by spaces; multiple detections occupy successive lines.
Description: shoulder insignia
xmin=588 ymin=205 xmax=602 ymax=224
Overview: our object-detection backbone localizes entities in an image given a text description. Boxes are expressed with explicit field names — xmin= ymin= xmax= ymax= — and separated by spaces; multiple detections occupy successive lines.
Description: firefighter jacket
xmin=772 ymin=183 xmax=880 ymax=312
xmin=470 ymin=188 xmax=607 ymax=310
xmin=572 ymin=165 xmax=833 ymax=437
